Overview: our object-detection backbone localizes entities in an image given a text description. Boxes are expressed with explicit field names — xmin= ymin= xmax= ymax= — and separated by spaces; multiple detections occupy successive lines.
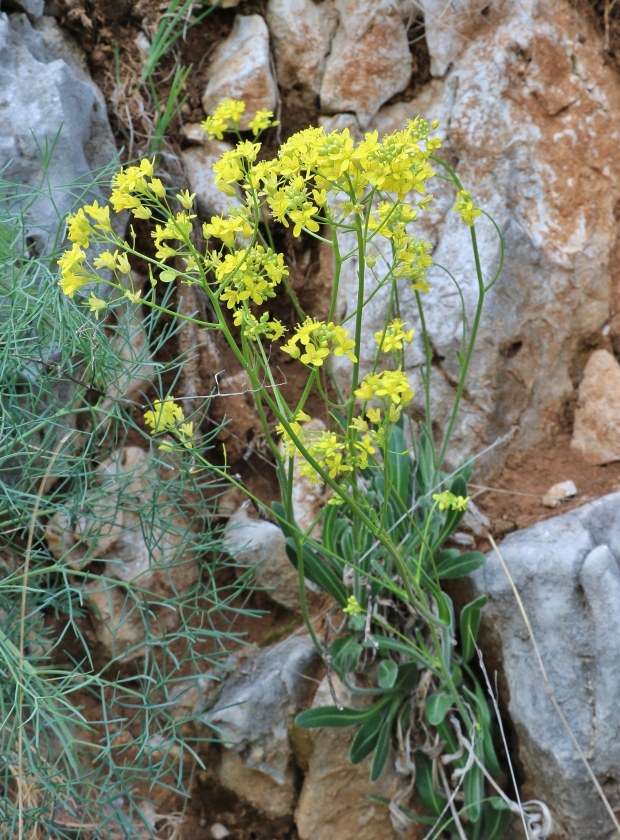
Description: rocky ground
xmin=5 ymin=0 xmax=620 ymax=837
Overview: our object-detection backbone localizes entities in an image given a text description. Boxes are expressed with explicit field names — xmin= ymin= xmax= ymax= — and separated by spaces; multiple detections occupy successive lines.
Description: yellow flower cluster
xmin=281 ymin=318 xmax=357 ymax=368
xmin=367 ymin=200 xmax=433 ymax=292
xmin=201 ymin=98 xmax=246 ymax=140
xmin=264 ymin=118 xmax=439 ymax=203
xmin=232 ymin=309 xmax=286 ymax=342
xmin=203 ymin=211 xmax=253 ymax=249
xmin=277 ymin=411 xmax=377 ymax=483
xmin=375 ymin=318 xmax=414 ymax=354
xmin=152 ymin=210 xmax=196 ymax=261
xmin=454 ymin=190 xmax=481 ymax=227
xmin=201 ymin=99 xmax=278 ymax=140
xmin=355 ymin=370 xmax=414 ymax=407
xmin=343 ymin=595 xmax=364 ymax=616
xmin=57 ymin=157 xmax=195 ymax=299
xmin=266 ymin=173 xmax=326 ymax=237
xmin=110 ymin=158 xmax=166 ymax=218
xmin=208 ymin=244 xmax=288 ymax=309
xmin=58 ymin=200 xmax=114 ymax=297
xmin=144 ymin=397 xmax=193 ymax=450
xmin=213 ymin=141 xmax=261 ymax=196
xmin=432 ymin=490 xmax=470 ymax=511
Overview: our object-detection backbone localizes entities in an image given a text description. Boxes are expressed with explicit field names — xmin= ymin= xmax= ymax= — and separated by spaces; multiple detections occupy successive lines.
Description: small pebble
xmin=211 ymin=823 xmax=231 ymax=839
xmin=542 ymin=480 xmax=577 ymax=508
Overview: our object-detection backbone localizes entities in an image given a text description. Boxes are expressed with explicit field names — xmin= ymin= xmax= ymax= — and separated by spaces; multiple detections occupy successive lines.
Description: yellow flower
xmin=248 ymin=109 xmax=278 ymax=136
xmin=289 ymin=202 xmax=320 ymax=237
xmin=57 ymin=243 xmax=88 ymax=297
xmin=179 ymin=421 xmax=194 ymax=449
xmin=139 ymin=158 xmax=155 ymax=178
xmin=149 ymin=177 xmax=166 ymax=199
xmin=66 ymin=208 xmax=92 ymax=248
xmin=131 ymin=204 xmax=153 ymax=220
xmin=213 ymin=151 xmax=245 ymax=195
xmin=281 ymin=318 xmax=356 ymax=367
xmin=355 ymin=370 xmax=413 ymax=407
xmin=144 ymin=397 xmax=185 ymax=434
xmin=349 ymin=416 xmax=369 ymax=434
xmin=202 ymin=98 xmax=246 ymax=139
xmin=116 ymin=252 xmax=131 ymax=274
xmin=300 ymin=344 xmax=330 ymax=366
xmin=432 ymin=491 xmax=470 ymax=512
xmin=84 ymin=200 xmax=112 ymax=233
xmin=87 ymin=293 xmax=107 ymax=318
xmin=374 ymin=318 xmax=414 ymax=354
xmin=454 ymin=190 xmax=481 ymax=226
xmin=93 ymin=250 xmax=118 ymax=271
xmin=203 ymin=214 xmax=252 ymax=249
xmin=176 ymin=189 xmax=196 ymax=210
xmin=343 ymin=595 xmax=364 ymax=617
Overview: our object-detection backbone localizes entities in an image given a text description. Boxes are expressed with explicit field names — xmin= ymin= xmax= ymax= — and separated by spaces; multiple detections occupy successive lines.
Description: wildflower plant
xmin=58 ymin=100 xmax=509 ymax=836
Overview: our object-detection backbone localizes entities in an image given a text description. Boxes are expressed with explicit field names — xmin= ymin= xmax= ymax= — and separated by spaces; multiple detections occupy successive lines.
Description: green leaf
xmin=369 ymin=700 xmax=400 ymax=781
xmin=296 ymin=693 xmax=395 ymax=730
xmin=394 ymin=660 xmax=419 ymax=691
xmin=436 ymin=718 xmax=459 ymax=754
xmin=295 ymin=705 xmax=375 ymax=729
xmin=282 ymin=536 xmax=348 ymax=605
xmin=341 ymin=527 xmax=353 ymax=564
xmin=349 ymin=712 xmax=383 ymax=764
xmin=272 ymin=503 xmax=348 ymax=606
xmin=373 ymin=636 xmax=436 ymax=671
xmin=330 ymin=635 xmax=363 ymax=675
xmin=435 ymin=547 xmax=461 ymax=567
xmin=386 ymin=424 xmax=411 ymax=510
xmin=414 ymin=423 xmax=438 ymax=496
xmin=481 ymin=802 xmax=514 ymax=840
xmin=435 ymin=550 xmax=486 ymax=580
xmin=377 ymin=659 xmax=398 ymax=689
xmin=322 ymin=502 xmax=339 ymax=554
xmin=463 ymin=761 xmax=484 ymax=823
xmin=415 ymin=751 xmax=446 ymax=816
xmin=459 ymin=595 xmax=487 ymax=664
xmin=434 ymin=589 xmax=455 ymax=631
xmin=425 ymin=692 xmax=453 ymax=726
xmin=463 ymin=683 xmax=501 ymax=774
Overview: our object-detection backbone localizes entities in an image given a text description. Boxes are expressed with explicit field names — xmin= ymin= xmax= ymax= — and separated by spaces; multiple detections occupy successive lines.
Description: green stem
xmin=437 ymin=224 xmax=485 ymax=468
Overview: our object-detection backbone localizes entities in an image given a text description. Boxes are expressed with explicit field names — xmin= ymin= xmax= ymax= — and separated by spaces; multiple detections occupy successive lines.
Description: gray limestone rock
xmin=266 ymin=0 xmax=337 ymax=102
xmin=224 ymin=507 xmax=303 ymax=612
xmin=320 ymin=0 xmax=412 ymax=126
xmin=469 ymin=493 xmax=620 ymax=838
xmin=333 ymin=0 xmax=620 ymax=474
xmin=199 ymin=635 xmax=322 ymax=818
xmin=1 ymin=0 xmax=44 ymax=17
xmin=571 ymin=349 xmax=620 ymax=464
xmin=0 ymin=12 xmax=117 ymax=248
xmin=202 ymin=15 xmax=277 ymax=129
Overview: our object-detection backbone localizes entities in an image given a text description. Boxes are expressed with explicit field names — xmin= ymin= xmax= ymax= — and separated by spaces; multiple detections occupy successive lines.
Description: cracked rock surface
xmin=469 ymin=492 xmax=620 ymax=838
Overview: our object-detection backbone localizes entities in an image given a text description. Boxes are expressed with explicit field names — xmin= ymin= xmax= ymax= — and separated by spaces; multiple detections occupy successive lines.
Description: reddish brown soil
xmin=475 ymin=433 xmax=620 ymax=545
